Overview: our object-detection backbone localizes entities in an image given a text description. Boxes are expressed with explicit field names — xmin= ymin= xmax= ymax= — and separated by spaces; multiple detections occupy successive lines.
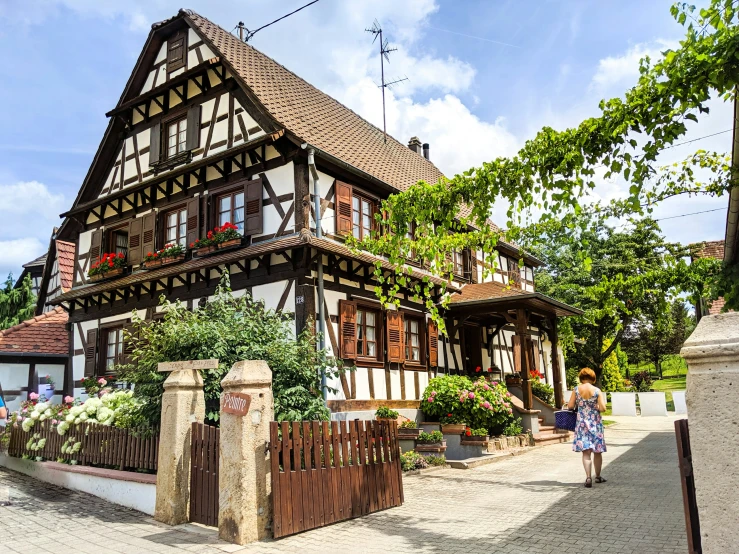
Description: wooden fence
xmin=270 ymin=420 xmax=403 ymax=539
xmin=675 ymin=419 xmax=702 ymax=554
xmin=7 ymin=420 xmax=159 ymax=472
xmin=190 ymin=422 xmax=220 ymax=527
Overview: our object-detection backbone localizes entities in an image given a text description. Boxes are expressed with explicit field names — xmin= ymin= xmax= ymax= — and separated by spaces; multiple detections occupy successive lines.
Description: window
xmin=356 ymin=307 xmax=379 ymax=359
xmin=352 ymin=194 xmax=374 ymax=240
xmin=404 ymin=316 xmax=424 ymax=363
xmin=453 ymin=249 xmax=465 ymax=276
xmin=217 ymin=191 xmax=245 ymax=234
xmin=106 ymin=226 xmax=128 ymax=258
xmin=164 ymin=206 xmax=188 ymax=247
xmin=167 ymin=30 xmax=187 ymax=73
xmin=166 ymin=116 xmax=188 ymax=159
xmin=101 ymin=326 xmax=125 ymax=375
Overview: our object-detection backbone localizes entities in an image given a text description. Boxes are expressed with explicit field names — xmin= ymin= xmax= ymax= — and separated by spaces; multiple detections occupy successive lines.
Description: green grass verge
xmin=602 ymin=419 xmax=616 ymax=426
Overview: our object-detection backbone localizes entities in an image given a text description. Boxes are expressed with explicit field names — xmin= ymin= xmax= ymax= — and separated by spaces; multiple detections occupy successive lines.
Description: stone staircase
xmin=533 ymin=417 xmax=572 ymax=445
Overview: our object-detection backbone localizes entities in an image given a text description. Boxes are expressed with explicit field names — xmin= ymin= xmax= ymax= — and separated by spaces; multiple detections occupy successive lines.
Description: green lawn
xmin=627 ymin=354 xmax=688 ymax=379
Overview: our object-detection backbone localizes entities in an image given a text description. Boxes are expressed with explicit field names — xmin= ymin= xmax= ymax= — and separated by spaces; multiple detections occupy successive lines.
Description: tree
xmin=532 ymin=218 xmax=703 ymax=381
xmin=601 ymin=338 xmax=626 ymax=392
xmin=0 ymin=273 xmax=36 ymax=330
xmin=117 ymin=275 xmax=344 ymax=426
xmin=353 ymin=1 xmax=739 ymax=321
xmin=622 ymin=298 xmax=695 ymax=378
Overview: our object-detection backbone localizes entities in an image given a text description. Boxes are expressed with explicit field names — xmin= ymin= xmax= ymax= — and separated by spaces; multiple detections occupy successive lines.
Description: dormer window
xmin=167 ymin=30 xmax=187 ymax=73
xmin=166 ymin=116 xmax=188 ymax=158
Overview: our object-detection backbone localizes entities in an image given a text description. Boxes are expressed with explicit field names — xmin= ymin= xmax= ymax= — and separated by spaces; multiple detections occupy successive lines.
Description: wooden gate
xmin=675 ymin=419 xmax=701 ymax=554
xmin=190 ymin=422 xmax=220 ymax=527
xmin=270 ymin=420 xmax=403 ymax=539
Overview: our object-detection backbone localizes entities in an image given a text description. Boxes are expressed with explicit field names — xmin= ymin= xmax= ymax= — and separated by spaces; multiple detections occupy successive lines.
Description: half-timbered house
xmin=50 ymin=10 xmax=580 ymax=425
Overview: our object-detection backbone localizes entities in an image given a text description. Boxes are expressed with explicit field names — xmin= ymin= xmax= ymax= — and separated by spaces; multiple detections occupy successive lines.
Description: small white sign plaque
xmin=157 ymin=359 xmax=220 ymax=372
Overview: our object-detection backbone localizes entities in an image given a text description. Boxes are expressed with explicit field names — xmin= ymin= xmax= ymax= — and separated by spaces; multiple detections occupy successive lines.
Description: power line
xmin=654 ymin=206 xmax=725 ymax=221
xmin=662 ymin=128 xmax=733 ymax=149
xmin=236 ymin=0 xmax=321 ymax=42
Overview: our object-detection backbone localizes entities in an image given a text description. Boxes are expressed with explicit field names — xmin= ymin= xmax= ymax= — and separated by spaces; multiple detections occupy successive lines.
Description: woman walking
xmin=567 ymin=367 xmax=607 ymax=487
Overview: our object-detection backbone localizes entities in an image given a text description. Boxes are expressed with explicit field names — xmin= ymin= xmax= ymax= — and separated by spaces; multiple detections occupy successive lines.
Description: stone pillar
xmin=154 ymin=369 xmax=205 ymax=526
xmin=218 ymin=360 xmax=274 ymax=545
xmin=681 ymin=312 xmax=739 ymax=553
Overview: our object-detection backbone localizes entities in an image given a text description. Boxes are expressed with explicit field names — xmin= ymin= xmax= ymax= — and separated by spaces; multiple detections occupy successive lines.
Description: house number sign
xmin=221 ymin=392 xmax=251 ymax=416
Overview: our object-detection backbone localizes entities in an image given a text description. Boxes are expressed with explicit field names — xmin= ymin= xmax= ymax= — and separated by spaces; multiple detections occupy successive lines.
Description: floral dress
xmin=572 ymin=387 xmax=606 ymax=453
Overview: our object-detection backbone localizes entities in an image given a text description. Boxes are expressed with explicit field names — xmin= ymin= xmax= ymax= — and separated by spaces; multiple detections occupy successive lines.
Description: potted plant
xmin=462 ymin=427 xmax=489 ymax=442
xmin=88 ymin=252 xmax=126 ymax=282
xmin=143 ymin=250 xmax=162 ymax=268
xmin=398 ymin=419 xmax=422 ymax=439
xmin=415 ymin=430 xmax=446 ymax=453
xmin=375 ymin=406 xmax=399 ymax=422
xmin=38 ymin=374 xmax=55 ymax=402
xmin=159 ymin=243 xmax=186 ymax=265
xmin=440 ymin=413 xmax=467 ymax=434
xmin=505 ymin=372 xmax=522 ymax=387
xmin=190 ymin=236 xmax=216 ymax=256
xmin=213 ymin=222 xmax=242 ymax=249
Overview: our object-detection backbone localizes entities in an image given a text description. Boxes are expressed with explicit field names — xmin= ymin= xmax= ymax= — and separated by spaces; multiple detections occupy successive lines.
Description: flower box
xmin=196 ymin=245 xmax=216 ymax=256
xmin=415 ymin=441 xmax=447 ymax=453
xmin=505 ymin=377 xmax=522 ymax=387
xmin=161 ymin=253 xmax=186 ymax=265
xmin=217 ymin=238 xmax=242 ymax=250
xmin=440 ymin=423 xmax=467 ymax=434
xmin=398 ymin=427 xmax=422 ymax=439
xmin=143 ymin=259 xmax=162 ymax=269
xmin=89 ymin=267 xmax=124 ymax=282
xmin=462 ymin=435 xmax=489 ymax=444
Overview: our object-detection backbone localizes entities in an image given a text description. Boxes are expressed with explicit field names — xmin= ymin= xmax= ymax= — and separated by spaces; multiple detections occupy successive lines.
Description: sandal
xmin=595 ymin=476 xmax=607 ymax=483
xmin=584 ymin=478 xmax=592 ymax=488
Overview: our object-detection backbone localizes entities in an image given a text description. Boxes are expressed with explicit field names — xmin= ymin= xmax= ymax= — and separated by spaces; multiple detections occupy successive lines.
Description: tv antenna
xmin=365 ymin=20 xmax=408 ymax=143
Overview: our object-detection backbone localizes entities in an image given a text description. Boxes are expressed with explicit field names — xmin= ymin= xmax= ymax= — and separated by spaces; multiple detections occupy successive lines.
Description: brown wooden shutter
xmin=512 ymin=335 xmax=521 ymax=374
xmin=186 ymin=106 xmax=200 ymax=150
xmin=149 ymin=123 xmax=161 ymax=166
xmin=141 ymin=212 xmax=156 ymax=256
xmin=121 ymin=324 xmax=135 ymax=366
xmin=335 ymin=181 xmax=353 ymax=236
xmin=89 ymin=229 xmax=103 ymax=263
xmin=338 ymin=300 xmax=357 ymax=359
xmin=470 ymin=250 xmax=478 ymax=283
xmin=186 ymin=196 xmax=200 ymax=246
xmin=386 ymin=311 xmax=405 ymax=363
xmin=127 ymin=218 xmax=143 ymax=266
xmin=84 ymin=328 xmax=98 ymax=377
xmin=167 ymin=30 xmax=187 ymax=72
xmin=531 ymin=340 xmax=541 ymax=373
xmin=244 ymin=178 xmax=263 ymax=236
xmin=427 ymin=319 xmax=439 ymax=367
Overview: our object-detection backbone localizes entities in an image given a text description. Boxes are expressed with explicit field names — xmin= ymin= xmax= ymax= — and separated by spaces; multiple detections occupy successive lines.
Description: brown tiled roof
xmin=185 ymin=11 xmax=447 ymax=196
xmin=691 ymin=240 xmax=725 ymax=260
xmin=706 ymin=297 xmax=726 ymax=315
xmin=56 ymin=240 xmax=76 ymax=292
xmin=449 ymin=281 xmax=528 ymax=304
xmin=23 ymin=253 xmax=47 ymax=269
xmin=448 ymin=280 xmax=583 ymax=317
xmin=0 ymin=307 xmax=68 ymax=356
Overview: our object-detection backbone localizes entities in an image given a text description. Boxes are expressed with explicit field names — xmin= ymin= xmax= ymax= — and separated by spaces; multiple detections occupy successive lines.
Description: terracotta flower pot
xmin=441 ymin=423 xmax=467 ymax=434
xmin=217 ymin=238 xmax=242 ymax=249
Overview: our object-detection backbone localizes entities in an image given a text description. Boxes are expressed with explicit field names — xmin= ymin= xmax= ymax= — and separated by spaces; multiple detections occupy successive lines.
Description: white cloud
xmin=0 ymin=238 xmax=47 ymax=279
xmin=589 ymin=40 xmax=677 ymax=93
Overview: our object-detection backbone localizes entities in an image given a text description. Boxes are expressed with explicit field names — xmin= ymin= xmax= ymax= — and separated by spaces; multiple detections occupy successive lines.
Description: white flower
xmin=30 ymin=411 xmax=40 ymax=420
xmin=74 ymin=418 xmax=81 ymax=425
xmin=65 ymin=414 xmax=75 ymax=423
xmin=79 ymin=412 xmax=88 ymax=422
xmin=70 ymin=406 xmax=83 ymax=417
xmin=44 ymin=409 xmax=52 ymax=417
xmin=39 ymin=414 xmax=47 ymax=421
xmin=57 ymin=422 xmax=69 ymax=436
xmin=38 ymin=438 xmax=46 ymax=448
xmin=35 ymin=402 xmax=48 ymax=412
xmin=22 ymin=419 xmax=34 ymax=432
xmin=96 ymin=407 xmax=113 ymax=423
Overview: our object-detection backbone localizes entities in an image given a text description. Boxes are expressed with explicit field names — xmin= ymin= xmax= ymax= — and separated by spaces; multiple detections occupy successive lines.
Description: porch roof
xmin=447 ymin=281 xmax=582 ymax=318
xmin=0 ymin=307 xmax=69 ymax=357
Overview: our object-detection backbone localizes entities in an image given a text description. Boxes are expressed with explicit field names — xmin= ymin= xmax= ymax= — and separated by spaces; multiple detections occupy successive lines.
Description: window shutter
xmin=149 ymin=123 xmax=161 ymax=166
xmin=167 ymin=30 xmax=186 ymax=72
xmin=338 ymin=300 xmax=357 ymax=359
xmin=89 ymin=229 xmax=103 ymax=263
xmin=127 ymin=218 xmax=144 ymax=266
xmin=470 ymin=250 xmax=478 ymax=283
xmin=141 ymin=212 xmax=156 ymax=257
xmin=84 ymin=328 xmax=98 ymax=377
xmin=186 ymin=196 xmax=200 ymax=246
xmin=512 ymin=335 xmax=521 ymax=374
xmin=530 ymin=339 xmax=541 ymax=373
xmin=186 ymin=106 xmax=201 ymax=150
xmin=427 ymin=319 xmax=439 ymax=367
xmin=335 ymin=181 xmax=353 ymax=236
xmin=121 ymin=324 xmax=135 ymax=366
xmin=244 ymin=178 xmax=263 ymax=236
xmin=386 ymin=310 xmax=405 ymax=363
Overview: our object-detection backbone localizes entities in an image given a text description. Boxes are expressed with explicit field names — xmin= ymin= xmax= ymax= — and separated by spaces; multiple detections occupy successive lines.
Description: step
xmin=532 ymin=430 xmax=572 ymax=445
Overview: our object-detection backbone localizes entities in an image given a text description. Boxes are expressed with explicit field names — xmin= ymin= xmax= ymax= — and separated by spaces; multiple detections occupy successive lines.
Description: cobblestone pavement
xmin=0 ymin=415 xmax=687 ymax=554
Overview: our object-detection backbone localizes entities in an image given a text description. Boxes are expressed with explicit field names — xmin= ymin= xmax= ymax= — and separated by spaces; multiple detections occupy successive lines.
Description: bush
xmin=601 ymin=338 xmax=626 ymax=392
xmin=566 ymin=367 xmax=579 ymax=389
xmin=502 ymin=417 xmax=523 ymax=436
xmin=400 ymin=450 xmax=428 ymax=471
xmin=399 ymin=420 xmax=417 ymax=429
xmin=464 ymin=427 xmax=488 ymax=437
xmin=531 ymin=381 xmax=554 ymax=405
xmin=417 ymin=430 xmax=443 ymax=443
xmin=375 ymin=406 xmax=399 ymax=419
xmin=116 ymin=274 xmax=344 ymax=426
xmin=421 ymin=375 xmax=515 ymax=435
xmin=631 ymin=371 xmax=653 ymax=392
xmin=425 ymin=455 xmax=446 ymax=466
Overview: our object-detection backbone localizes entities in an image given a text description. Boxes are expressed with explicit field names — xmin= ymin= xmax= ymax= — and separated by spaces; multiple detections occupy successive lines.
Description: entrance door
xmin=463 ymin=325 xmax=483 ymax=374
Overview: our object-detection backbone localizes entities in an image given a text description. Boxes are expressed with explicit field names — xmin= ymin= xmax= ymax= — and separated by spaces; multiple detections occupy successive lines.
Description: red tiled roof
xmin=449 ymin=281 xmax=528 ymax=304
xmin=0 ymin=307 xmax=68 ymax=356
xmin=56 ymin=240 xmax=75 ymax=292
xmin=706 ymin=297 xmax=726 ymax=315
xmin=691 ymin=240 xmax=725 ymax=260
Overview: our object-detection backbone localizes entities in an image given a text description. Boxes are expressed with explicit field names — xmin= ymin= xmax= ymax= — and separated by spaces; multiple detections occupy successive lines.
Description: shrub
xmin=531 ymin=381 xmax=554 ymax=405
xmin=400 ymin=450 xmax=428 ymax=472
xmin=399 ymin=420 xmax=417 ymax=429
xmin=566 ymin=367 xmax=579 ymax=389
xmin=631 ymin=371 xmax=653 ymax=392
xmin=425 ymin=455 xmax=446 ymax=466
xmin=502 ymin=417 xmax=523 ymax=436
xmin=601 ymin=338 xmax=626 ymax=392
xmin=375 ymin=406 xmax=399 ymax=419
xmin=421 ymin=375 xmax=515 ymax=435
xmin=464 ymin=427 xmax=488 ymax=437
xmin=417 ymin=430 xmax=443 ymax=443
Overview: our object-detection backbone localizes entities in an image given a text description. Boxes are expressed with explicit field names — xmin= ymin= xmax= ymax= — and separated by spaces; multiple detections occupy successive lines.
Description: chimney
xmin=408 ymin=136 xmax=423 ymax=155
xmin=422 ymin=143 xmax=430 ymax=160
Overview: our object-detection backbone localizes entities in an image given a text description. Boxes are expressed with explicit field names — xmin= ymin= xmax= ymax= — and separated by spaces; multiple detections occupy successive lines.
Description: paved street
xmin=0 ymin=415 xmax=687 ymax=554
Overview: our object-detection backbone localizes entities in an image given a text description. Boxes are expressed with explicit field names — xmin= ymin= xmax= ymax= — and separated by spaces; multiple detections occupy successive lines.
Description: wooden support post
xmin=516 ymin=309 xmax=533 ymax=410
xmin=549 ymin=317 xmax=564 ymax=408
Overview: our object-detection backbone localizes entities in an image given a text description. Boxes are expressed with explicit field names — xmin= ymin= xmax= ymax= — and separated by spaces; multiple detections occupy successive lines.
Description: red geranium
xmin=475 ymin=366 xmax=481 ymax=373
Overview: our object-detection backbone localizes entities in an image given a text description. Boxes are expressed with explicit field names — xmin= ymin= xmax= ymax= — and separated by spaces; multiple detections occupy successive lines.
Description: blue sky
xmin=0 ymin=0 xmax=727 ymax=279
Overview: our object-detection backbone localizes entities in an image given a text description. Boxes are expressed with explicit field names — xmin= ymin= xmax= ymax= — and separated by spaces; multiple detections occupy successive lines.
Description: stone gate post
xmin=154 ymin=368 xmax=205 ymax=526
xmin=218 ymin=360 xmax=274 ymax=545
xmin=681 ymin=312 xmax=739 ymax=553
